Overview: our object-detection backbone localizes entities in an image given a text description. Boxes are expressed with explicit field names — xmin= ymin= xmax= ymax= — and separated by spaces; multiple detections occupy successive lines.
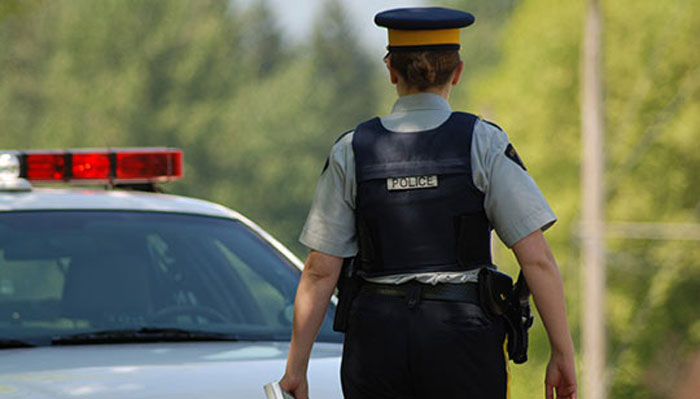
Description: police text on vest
xmin=386 ymin=175 xmax=438 ymax=191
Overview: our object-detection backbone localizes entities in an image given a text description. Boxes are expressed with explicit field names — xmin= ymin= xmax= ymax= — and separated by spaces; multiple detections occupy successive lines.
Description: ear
xmin=451 ymin=61 xmax=464 ymax=86
xmin=386 ymin=58 xmax=399 ymax=84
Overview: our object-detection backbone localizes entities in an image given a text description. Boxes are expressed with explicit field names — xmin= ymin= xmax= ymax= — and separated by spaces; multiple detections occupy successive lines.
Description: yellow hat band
xmin=387 ymin=28 xmax=461 ymax=48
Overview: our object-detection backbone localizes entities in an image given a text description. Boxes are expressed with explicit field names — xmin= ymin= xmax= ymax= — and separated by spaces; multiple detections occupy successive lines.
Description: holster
xmin=333 ymin=257 xmax=361 ymax=332
xmin=478 ymin=267 xmax=534 ymax=364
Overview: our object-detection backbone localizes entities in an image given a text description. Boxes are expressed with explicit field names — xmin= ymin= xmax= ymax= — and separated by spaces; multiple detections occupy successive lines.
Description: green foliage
xmin=311 ymin=0 xmax=378 ymax=130
xmin=0 ymin=0 xmax=45 ymax=21
xmin=602 ymin=1 xmax=700 ymax=397
xmin=446 ymin=0 xmax=518 ymax=106
xmin=1 ymin=0 xmax=243 ymax=149
xmin=235 ymin=0 xmax=286 ymax=77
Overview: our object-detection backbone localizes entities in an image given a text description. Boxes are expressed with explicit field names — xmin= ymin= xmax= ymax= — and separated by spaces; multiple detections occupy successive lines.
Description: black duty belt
xmin=361 ymin=281 xmax=479 ymax=304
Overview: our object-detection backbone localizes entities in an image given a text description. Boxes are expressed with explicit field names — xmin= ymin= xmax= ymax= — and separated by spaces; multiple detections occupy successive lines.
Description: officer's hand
xmin=545 ymin=351 xmax=577 ymax=399
xmin=279 ymin=372 xmax=307 ymax=399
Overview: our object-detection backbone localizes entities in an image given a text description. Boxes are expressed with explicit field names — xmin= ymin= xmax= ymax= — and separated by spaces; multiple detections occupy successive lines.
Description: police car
xmin=0 ymin=149 xmax=342 ymax=398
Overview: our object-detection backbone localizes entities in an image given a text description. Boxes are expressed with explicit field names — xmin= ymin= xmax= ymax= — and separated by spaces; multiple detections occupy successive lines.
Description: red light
xmin=26 ymin=154 xmax=67 ymax=181
xmin=116 ymin=150 xmax=183 ymax=182
xmin=72 ymin=153 xmax=110 ymax=180
xmin=20 ymin=148 xmax=183 ymax=184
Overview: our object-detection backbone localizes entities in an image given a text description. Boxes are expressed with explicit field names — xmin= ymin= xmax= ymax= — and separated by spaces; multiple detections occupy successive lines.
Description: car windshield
xmin=0 ymin=211 xmax=341 ymax=346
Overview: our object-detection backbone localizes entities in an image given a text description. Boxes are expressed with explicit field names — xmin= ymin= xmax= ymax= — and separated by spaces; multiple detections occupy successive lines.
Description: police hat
xmin=375 ymin=7 xmax=475 ymax=51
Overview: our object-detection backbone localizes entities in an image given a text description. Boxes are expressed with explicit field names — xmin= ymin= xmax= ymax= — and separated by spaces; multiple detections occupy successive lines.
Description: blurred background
xmin=1 ymin=0 xmax=698 ymax=398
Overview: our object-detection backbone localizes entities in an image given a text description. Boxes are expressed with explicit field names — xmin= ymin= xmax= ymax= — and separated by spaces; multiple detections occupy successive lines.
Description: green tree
xmin=0 ymin=0 xmax=45 ymax=22
xmin=0 ymin=0 xmax=247 ymax=150
xmin=311 ymin=0 xmax=378 ymax=132
xmin=447 ymin=0 xmax=518 ymax=106
xmin=203 ymin=0 xmax=381 ymax=255
xmin=235 ymin=0 xmax=286 ymax=78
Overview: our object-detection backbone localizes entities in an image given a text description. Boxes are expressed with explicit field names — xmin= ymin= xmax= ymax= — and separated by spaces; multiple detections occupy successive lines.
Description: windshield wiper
xmin=0 ymin=339 xmax=36 ymax=349
xmin=51 ymin=327 xmax=241 ymax=346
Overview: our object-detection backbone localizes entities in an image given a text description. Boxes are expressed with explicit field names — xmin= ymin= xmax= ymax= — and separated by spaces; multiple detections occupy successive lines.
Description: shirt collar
xmin=391 ymin=93 xmax=452 ymax=114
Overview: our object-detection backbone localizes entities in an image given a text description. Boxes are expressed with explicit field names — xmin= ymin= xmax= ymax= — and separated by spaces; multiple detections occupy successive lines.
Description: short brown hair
xmin=388 ymin=50 xmax=461 ymax=91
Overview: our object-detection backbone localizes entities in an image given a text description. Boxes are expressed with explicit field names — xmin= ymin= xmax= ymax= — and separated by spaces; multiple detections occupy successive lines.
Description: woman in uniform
xmin=280 ymin=7 xmax=577 ymax=399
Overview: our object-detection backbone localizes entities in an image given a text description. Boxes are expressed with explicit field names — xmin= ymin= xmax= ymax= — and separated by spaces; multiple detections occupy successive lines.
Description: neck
xmin=397 ymin=84 xmax=452 ymax=100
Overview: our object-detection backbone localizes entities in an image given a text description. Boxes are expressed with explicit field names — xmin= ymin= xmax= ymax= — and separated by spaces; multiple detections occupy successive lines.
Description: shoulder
xmin=334 ymin=128 xmax=354 ymax=144
xmin=472 ymin=117 xmax=510 ymax=156
xmin=479 ymin=118 xmax=505 ymax=132
xmin=331 ymin=129 xmax=355 ymax=156
xmin=322 ymin=129 xmax=355 ymax=174
xmin=473 ymin=118 xmax=528 ymax=171
xmin=473 ymin=117 xmax=507 ymax=138
xmin=471 ymin=117 xmax=530 ymax=174
xmin=449 ymin=112 xmax=509 ymax=145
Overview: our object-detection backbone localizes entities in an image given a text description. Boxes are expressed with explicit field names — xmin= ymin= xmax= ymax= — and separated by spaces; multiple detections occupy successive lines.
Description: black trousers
xmin=341 ymin=290 xmax=509 ymax=399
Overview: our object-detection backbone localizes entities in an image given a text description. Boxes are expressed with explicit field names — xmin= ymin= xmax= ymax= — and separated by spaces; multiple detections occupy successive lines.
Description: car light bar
xmin=15 ymin=148 xmax=183 ymax=183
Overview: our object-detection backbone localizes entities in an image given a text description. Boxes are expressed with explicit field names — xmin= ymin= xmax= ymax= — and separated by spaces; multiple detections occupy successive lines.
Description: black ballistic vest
xmin=353 ymin=112 xmax=492 ymax=277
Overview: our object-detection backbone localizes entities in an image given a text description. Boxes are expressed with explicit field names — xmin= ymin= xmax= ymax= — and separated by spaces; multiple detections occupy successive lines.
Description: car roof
xmin=0 ymin=187 xmax=237 ymax=218
xmin=0 ymin=187 xmax=304 ymax=268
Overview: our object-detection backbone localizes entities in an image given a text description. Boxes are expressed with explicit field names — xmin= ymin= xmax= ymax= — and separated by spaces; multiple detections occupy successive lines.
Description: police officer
xmin=281 ymin=7 xmax=577 ymax=399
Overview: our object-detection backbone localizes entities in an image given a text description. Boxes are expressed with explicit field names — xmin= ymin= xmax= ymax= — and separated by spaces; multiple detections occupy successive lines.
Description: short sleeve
xmin=298 ymin=132 xmax=358 ymax=257
xmin=471 ymin=120 xmax=557 ymax=248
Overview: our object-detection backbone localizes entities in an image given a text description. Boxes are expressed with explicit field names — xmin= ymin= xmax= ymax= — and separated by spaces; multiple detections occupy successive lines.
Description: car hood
xmin=0 ymin=341 xmax=343 ymax=398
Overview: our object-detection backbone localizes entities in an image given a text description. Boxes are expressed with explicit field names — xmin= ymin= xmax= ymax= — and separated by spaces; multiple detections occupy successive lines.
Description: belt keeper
xmin=406 ymin=283 xmax=422 ymax=309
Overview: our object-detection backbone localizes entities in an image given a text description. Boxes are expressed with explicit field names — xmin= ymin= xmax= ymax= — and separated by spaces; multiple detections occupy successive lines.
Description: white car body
xmin=0 ymin=342 xmax=341 ymax=399
xmin=0 ymin=187 xmax=343 ymax=399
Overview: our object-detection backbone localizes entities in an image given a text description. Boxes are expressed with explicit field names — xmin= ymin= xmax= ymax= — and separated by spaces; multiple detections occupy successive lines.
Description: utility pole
xmin=581 ymin=0 xmax=606 ymax=398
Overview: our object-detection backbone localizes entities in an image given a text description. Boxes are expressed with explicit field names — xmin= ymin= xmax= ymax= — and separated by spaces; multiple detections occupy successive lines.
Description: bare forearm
xmin=521 ymin=258 xmax=574 ymax=356
xmin=513 ymin=232 xmax=574 ymax=357
xmin=513 ymin=231 xmax=577 ymax=398
xmin=285 ymin=252 xmax=342 ymax=376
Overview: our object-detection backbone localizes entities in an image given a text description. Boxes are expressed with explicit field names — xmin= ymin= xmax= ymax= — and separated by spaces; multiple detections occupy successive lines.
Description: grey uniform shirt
xmin=300 ymin=93 xmax=556 ymax=284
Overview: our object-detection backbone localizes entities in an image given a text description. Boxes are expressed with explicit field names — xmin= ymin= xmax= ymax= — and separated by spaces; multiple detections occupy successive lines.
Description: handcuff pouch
xmin=478 ymin=267 xmax=512 ymax=317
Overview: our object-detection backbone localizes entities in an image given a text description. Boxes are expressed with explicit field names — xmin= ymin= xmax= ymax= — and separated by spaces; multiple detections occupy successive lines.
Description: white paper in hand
xmin=263 ymin=382 xmax=295 ymax=399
